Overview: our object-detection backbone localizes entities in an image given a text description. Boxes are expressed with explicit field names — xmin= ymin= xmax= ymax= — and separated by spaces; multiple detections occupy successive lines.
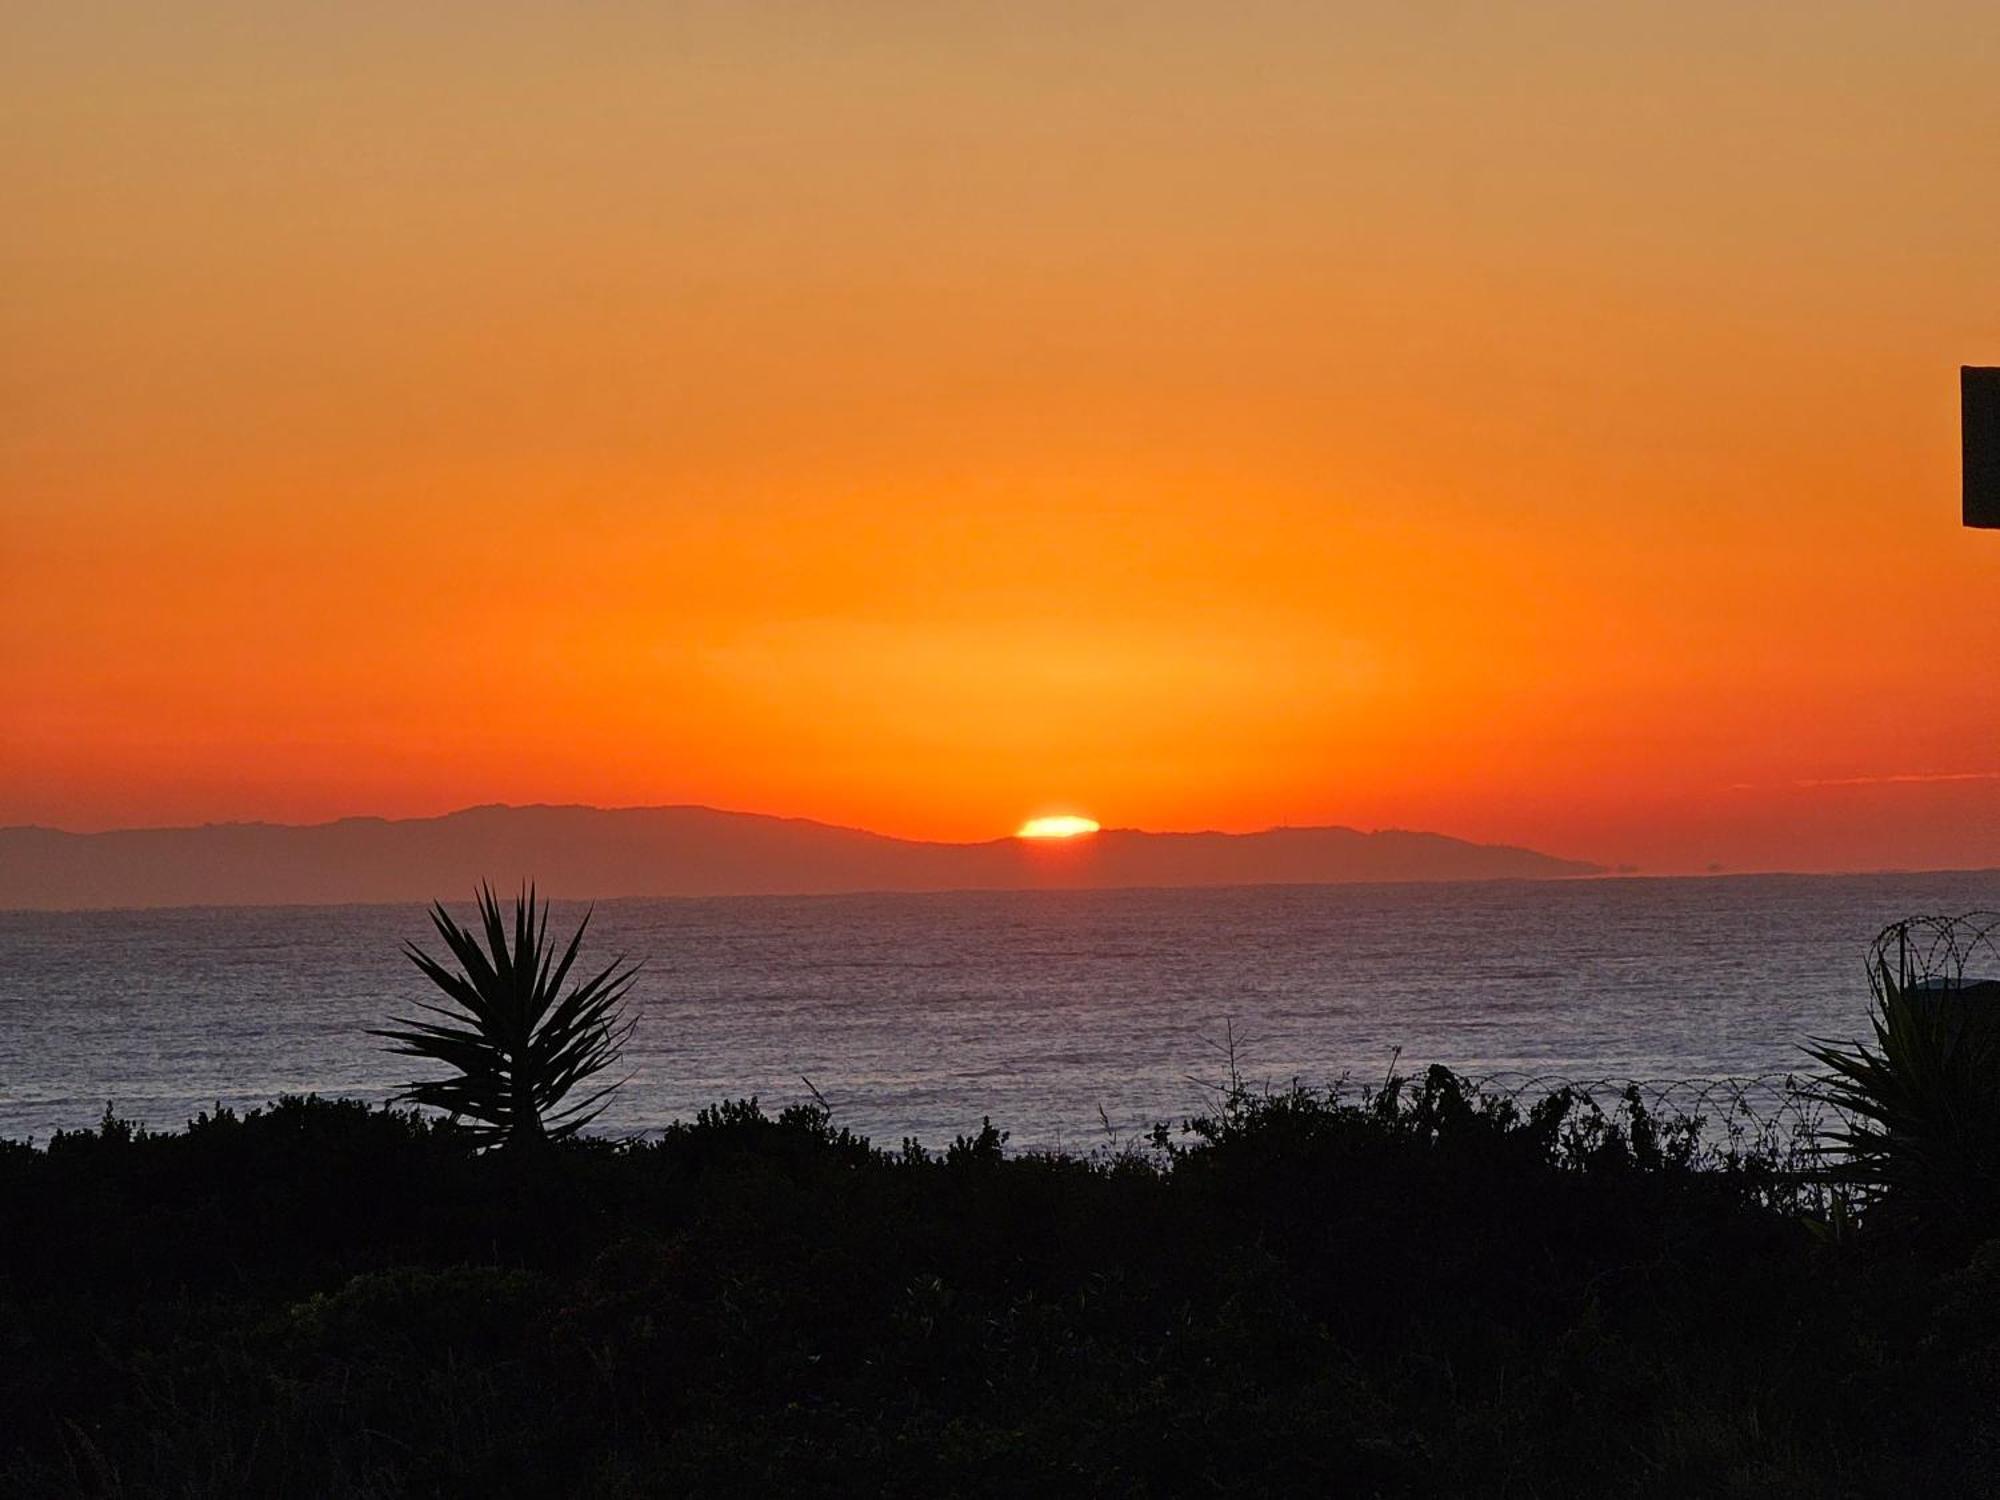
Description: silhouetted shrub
xmin=374 ymin=883 xmax=639 ymax=1151
xmin=1808 ymin=951 xmax=2000 ymax=1245
xmin=2 ymin=1077 xmax=1995 ymax=1496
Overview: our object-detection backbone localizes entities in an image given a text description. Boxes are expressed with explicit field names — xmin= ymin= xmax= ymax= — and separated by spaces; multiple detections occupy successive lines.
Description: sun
xmin=1016 ymin=815 xmax=1100 ymax=839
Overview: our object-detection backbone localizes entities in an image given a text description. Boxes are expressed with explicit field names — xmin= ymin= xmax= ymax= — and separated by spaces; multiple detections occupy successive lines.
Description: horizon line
xmin=2 ymin=798 xmax=1522 ymax=850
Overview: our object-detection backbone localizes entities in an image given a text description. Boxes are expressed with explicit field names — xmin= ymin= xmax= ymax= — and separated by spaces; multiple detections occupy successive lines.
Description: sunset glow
xmin=1017 ymin=816 xmax=1101 ymax=841
xmin=4 ymin=4 xmax=1998 ymax=874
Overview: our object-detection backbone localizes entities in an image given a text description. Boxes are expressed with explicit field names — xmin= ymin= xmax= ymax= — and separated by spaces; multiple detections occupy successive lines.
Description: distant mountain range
xmin=0 ymin=804 xmax=1603 ymax=911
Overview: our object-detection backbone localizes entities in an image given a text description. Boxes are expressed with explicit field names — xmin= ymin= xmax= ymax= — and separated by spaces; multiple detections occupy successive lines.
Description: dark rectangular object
xmin=1966 ymin=366 xmax=2000 ymax=528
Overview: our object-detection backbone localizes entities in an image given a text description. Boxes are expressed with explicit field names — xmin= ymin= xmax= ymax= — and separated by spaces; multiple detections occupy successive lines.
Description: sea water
xmin=3 ymin=871 xmax=1995 ymax=1149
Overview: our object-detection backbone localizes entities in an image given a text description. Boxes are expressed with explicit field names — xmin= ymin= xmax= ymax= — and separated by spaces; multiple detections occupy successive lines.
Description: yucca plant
xmin=1805 ymin=938 xmax=2000 ymax=1240
xmin=373 ymin=883 xmax=639 ymax=1151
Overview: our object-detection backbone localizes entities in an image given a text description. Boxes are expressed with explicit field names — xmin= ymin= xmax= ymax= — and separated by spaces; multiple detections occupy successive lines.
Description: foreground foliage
xmin=2 ymin=1072 xmax=1994 ymax=1496
xmin=1807 ymin=946 xmax=2000 ymax=1241
xmin=372 ymin=884 xmax=638 ymax=1150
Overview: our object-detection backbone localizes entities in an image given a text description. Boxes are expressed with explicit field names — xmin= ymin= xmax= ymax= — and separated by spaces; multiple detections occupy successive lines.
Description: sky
xmin=4 ymin=1 xmax=1999 ymax=874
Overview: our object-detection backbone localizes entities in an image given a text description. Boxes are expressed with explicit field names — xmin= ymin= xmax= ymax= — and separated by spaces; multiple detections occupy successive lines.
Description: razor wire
xmin=1867 ymin=910 xmax=2000 ymax=996
xmin=1377 ymin=914 xmax=2000 ymax=1165
xmin=1458 ymin=1070 xmax=1843 ymax=1167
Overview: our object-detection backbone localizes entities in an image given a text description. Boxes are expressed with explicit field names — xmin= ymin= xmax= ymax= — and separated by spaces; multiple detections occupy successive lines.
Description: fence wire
xmin=1386 ymin=915 xmax=2000 ymax=1169
xmin=1459 ymin=1070 xmax=1845 ymax=1168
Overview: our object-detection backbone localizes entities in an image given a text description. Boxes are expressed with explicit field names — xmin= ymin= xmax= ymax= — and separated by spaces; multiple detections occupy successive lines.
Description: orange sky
xmin=4 ymin=2 xmax=1999 ymax=874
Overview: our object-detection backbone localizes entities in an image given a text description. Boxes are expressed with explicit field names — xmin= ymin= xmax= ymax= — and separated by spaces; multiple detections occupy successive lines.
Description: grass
xmin=2 ymin=1070 xmax=1996 ymax=1496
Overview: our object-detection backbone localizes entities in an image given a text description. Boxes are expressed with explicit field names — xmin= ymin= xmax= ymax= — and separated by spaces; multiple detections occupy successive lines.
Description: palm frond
xmin=1804 ymin=938 xmax=2000 ymax=1239
xmin=370 ymin=882 xmax=639 ymax=1150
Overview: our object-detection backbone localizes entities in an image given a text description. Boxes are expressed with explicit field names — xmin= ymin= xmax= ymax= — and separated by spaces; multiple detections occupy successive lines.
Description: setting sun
xmin=1016 ymin=816 xmax=1101 ymax=840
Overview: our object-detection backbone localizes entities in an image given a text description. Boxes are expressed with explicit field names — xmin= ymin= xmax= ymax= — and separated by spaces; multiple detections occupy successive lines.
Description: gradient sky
xmin=5 ymin=1 xmax=1999 ymax=873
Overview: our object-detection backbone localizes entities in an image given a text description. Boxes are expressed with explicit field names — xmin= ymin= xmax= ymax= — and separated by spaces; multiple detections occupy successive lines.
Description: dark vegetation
xmin=1807 ymin=927 xmax=2000 ymax=1243
xmin=5 ymin=1068 xmax=2000 ymax=1497
xmin=8 ymin=906 xmax=1998 ymax=1496
xmin=372 ymin=885 xmax=638 ymax=1151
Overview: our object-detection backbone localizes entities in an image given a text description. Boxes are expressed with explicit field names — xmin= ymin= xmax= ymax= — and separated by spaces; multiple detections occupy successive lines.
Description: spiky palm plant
xmin=373 ymin=884 xmax=639 ymax=1151
xmin=1805 ymin=948 xmax=2000 ymax=1239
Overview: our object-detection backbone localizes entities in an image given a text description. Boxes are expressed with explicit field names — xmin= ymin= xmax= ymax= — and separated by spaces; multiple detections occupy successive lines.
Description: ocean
xmin=3 ymin=871 xmax=1996 ymax=1149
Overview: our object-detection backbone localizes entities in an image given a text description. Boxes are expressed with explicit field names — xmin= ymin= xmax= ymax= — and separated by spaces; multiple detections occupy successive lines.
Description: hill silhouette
xmin=0 ymin=804 xmax=1601 ymax=910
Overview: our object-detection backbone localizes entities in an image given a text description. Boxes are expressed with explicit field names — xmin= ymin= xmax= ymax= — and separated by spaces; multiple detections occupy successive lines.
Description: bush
xmin=1807 ymin=948 xmax=2000 ymax=1243
xmin=1 ymin=1076 xmax=1994 ymax=1496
